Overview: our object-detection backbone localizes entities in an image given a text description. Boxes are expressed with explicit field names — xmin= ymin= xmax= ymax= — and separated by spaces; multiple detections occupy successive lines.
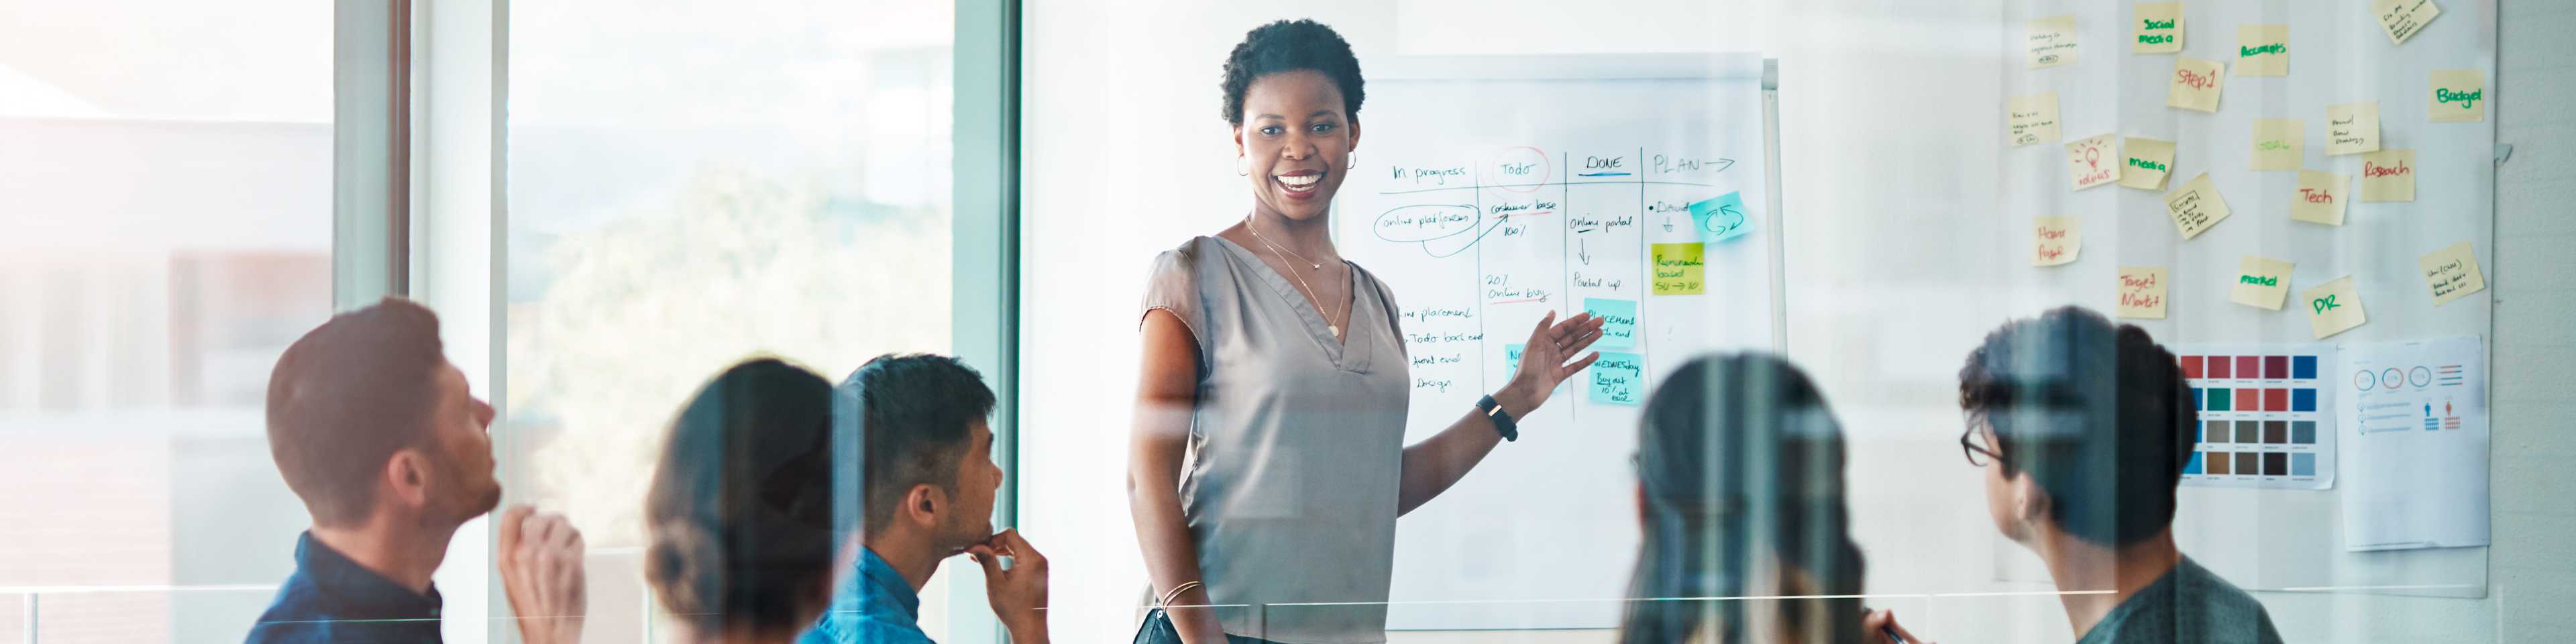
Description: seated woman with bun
xmin=644 ymin=358 xmax=853 ymax=643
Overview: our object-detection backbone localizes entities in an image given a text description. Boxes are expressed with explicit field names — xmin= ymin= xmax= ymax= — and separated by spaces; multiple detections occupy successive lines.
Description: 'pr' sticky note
xmin=2417 ymin=241 xmax=2485 ymax=307
xmin=2302 ymin=276 xmax=2367 ymax=339
xmin=2231 ymin=256 xmax=2295 ymax=311
xmin=2121 ymin=137 xmax=2177 ymax=190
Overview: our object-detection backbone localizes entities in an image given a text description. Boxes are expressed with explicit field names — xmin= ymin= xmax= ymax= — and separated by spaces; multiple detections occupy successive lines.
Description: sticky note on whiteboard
xmin=2428 ymin=69 xmax=2484 ymax=122
xmin=2067 ymin=133 xmax=2120 ymax=191
xmin=2357 ymin=150 xmax=2416 ymax=202
xmin=2250 ymin=119 xmax=2303 ymax=171
xmin=2327 ymin=102 xmax=2381 ymax=156
xmin=2291 ymin=170 xmax=2350 ymax=225
xmin=2028 ymin=15 xmax=2078 ymax=68
xmin=2135 ymin=3 xmax=2184 ymax=53
xmin=2163 ymin=173 xmax=2233 ymax=239
xmin=1583 ymin=297 xmax=1638 ymax=350
xmin=1687 ymin=192 xmax=1751 ymax=244
xmin=2008 ymin=94 xmax=2062 ymax=146
xmin=2118 ymin=266 xmax=2169 ymax=319
xmin=2302 ymin=276 xmax=2367 ymax=339
xmin=2371 ymin=0 xmax=2441 ymax=45
xmin=2121 ymin=138 xmax=2177 ymax=190
xmin=2033 ymin=216 xmax=2080 ymax=266
xmin=2237 ymin=25 xmax=2290 ymax=76
xmin=2167 ymin=57 xmax=2226 ymax=113
xmin=2230 ymin=256 xmax=2295 ymax=311
xmin=1589 ymin=352 xmax=1645 ymax=405
xmin=1650 ymin=243 xmax=1705 ymax=295
xmin=2417 ymin=241 xmax=2485 ymax=307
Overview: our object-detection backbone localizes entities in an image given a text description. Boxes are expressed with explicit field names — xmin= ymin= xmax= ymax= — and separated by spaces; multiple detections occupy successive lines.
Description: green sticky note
xmin=1589 ymin=352 xmax=1646 ymax=405
xmin=1688 ymin=192 xmax=1752 ymax=244
xmin=1583 ymin=298 xmax=1638 ymax=349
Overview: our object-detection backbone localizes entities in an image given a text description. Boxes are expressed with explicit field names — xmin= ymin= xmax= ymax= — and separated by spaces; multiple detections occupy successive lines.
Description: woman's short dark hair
xmin=645 ymin=358 xmax=855 ymax=636
xmin=1220 ymin=19 xmax=1364 ymax=126
xmin=1957 ymin=305 xmax=2195 ymax=547
xmin=1621 ymin=354 xmax=1866 ymax=644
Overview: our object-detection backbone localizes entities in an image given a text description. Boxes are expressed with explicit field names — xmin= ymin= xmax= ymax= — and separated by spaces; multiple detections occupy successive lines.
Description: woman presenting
xmin=1127 ymin=19 xmax=1607 ymax=644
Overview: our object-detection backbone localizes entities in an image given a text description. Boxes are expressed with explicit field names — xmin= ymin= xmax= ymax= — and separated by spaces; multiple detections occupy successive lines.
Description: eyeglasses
xmin=1960 ymin=423 xmax=2006 ymax=468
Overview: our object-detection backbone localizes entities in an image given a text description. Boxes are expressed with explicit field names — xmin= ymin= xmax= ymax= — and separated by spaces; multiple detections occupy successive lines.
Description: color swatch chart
xmin=2172 ymin=343 xmax=2335 ymax=490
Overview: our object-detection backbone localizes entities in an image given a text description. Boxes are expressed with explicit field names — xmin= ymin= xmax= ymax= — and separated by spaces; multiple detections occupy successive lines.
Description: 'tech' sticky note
xmin=1687 ymin=192 xmax=1752 ymax=244
xmin=2164 ymin=173 xmax=2233 ymax=239
xmin=2237 ymin=25 xmax=2290 ymax=76
xmin=2167 ymin=57 xmax=2226 ymax=112
xmin=2302 ymin=276 xmax=2367 ymax=339
xmin=2034 ymin=216 xmax=2080 ymax=266
xmin=2135 ymin=3 xmax=2184 ymax=53
xmin=2250 ymin=119 xmax=2304 ymax=170
xmin=2371 ymin=0 xmax=2441 ymax=45
xmin=2429 ymin=69 xmax=2485 ymax=122
xmin=2068 ymin=133 xmax=2121 ymax=191
xmin=2357 ymin=149 xmax=2416 ymax=202
xmin=1650 ymin=243 xmax=1705 ymax=295
xmin=2417 ymin=241 xmax=2486 ymax=307
xmin=2230 ymin=255 xmax=2296 ymax=310
xmin=2121 ymin=137 xmax=2178 ymax=190
xmin=2009 ymin=94 xmax=2063 ymax=146
xmin=2118 ymin=266 xmax=2169 ymax=319
xmin=2029 ymin=15 xmax=2079 ymax=68
xmin=2291 ymin=170 xmax=2351 ymax=225
xmin=1582 ymin=297 xmax=1639 ymax=349
xmin=1589 ymin=352 xmax=1645 ymax=405
xmin=2327 ymin=102 xmax=2381 ymax=156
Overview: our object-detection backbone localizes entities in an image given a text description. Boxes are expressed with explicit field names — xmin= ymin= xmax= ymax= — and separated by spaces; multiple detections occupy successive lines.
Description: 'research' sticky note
xmin=2068 ymin=133 xmax=2121 ymax=191
xmin=2302 ymin=276 xmax=2367 ymax=339
xmin=1589 ymin=352 xmax=1645 ymax=405
xmin=2357 ymin=149 xmax=2416 ymax=202
xmin=1582 ymin=297 xmax=1638 ymax=350
xmin=2009 ymin=94 xmax=2062 ymax=146
xmin=2164 ymin=173 xmax=2232 ymax=239
xmin=2428 ymin=69 xmax=2484 ymax=122
xmin=2029 ymin=15 xmax=2079 ymax=68
xmin=2326 ymin=102 xmax=2381 ymax=156
xmin=2135 ymin=3 xmax=2184 ymax=53
xmin=2118 ymin=266 xmax=2169 ymax=319
xmin=1650 ymin=243 xmax=1705 ymax=296
xmin=2250 ymin=119 xmax=2304 ymax=171
xmin=2034 ymin=216 xmax=2080 ymax=266
xmin=2120 ymin=137 xmax=2177 ymax=190
xmin=2417 ymin=241 xmax=2485 ymax=307
xmin=2168 ymin=57 xmax=2226 ymax=112
xmin=2371 ymin=0 xmax=2441 ymax=45
xmin=2291 ymin=170 xmax=2350 ymax=225
xmin=2237 ymin=25 xmax=2290 ymax=76
xmin=2230 ymin=256 xmax=2296 ymax=311
xmin=1687 ymin=192 xmax=1752 ymax=244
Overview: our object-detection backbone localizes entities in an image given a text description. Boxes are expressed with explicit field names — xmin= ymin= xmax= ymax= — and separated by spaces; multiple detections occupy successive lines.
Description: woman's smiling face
xmin=1237 ymin=70 xmax=1359 ymax=223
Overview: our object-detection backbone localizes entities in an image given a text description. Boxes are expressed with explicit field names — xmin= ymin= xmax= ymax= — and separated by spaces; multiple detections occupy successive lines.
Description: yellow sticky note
xmin=2250 ymin=119 xmax=2304 ymax=171
xmin=2029 ymin=15 xmax=2079 ymax=68
xmin=2326 ymin=102 xmax=2381 ymax=156
xmin=2417 ymin=241 xmax=2485 ymax=307
xmin=2371 ymin=0 xmax=2441 ymax=45
xmin=2291 ymin=170 xmax=2351 ymax=225
xmin=2035 ymin=216 xmax=2081 ymax=266
xmin=2237 ymin=25 xmax=2290 ymax=76
xmin=1651 ymin=242 xmax=1705 ymax=295
xmin=2167 ymin=57 xmax=2226 ymax=113
xmin=2135 ymin=3 xmax=2184 ymax=54
xmin=2230 ymin=256 xmax=2295 ymax=310
xmin=2118 ymin=266 xmax=2169 ymax=319
xmin=2302 ymin=276 xmax=2367 ymax=339
xmin=2068 ymin=133 xmax=2121 ymax=191
xmin=2164 ymin=173 xmax=2233 ymax=239
xmin=2121 ymin=137 xmax=2177 ymax=190
xmin=2357 ymin=149 xmax=2416 ymax=202
xmin=2429 ymin=69 xmax=2485 ymax=122
xmin=2009 ymin=94 xmax=2062 ymax=147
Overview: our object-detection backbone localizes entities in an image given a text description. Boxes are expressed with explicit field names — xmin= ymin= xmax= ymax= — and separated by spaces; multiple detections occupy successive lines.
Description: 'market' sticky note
xmin=2118 ymin=266 xmax=2169 ymax=319
xmin=1589 ymin=352 xmax=1645 ymax=405
xmin=2291 ymin=170 xmax=2350 ymax=225
xmin=2417 ymin=241 xmax=2485 ymax=307
xmin=2302 ymin=276 xmax=2367 ymax=339
xmin=2429 ymin=69 xmax=2485 ymax=122
xmin=2121 ymin=137 xmax=2177 ymax=190
xmin=2029 ymin=15 xmax=2079 ymax=68
xmin=2009 ymin=94 xmax=2062 ymax=146
xmin=2135 ymin=3 xmax=2184 ymax=53
xmin=2034 ymin=216 xmax=2080 ymax=266
xmin=1583 ymin=297 xmax=1639 ymax=349
xmin=2168 ymin=57 xmax=2226 ymax=113
xmin=2250 ymin=119 xmax=2303 ymax=170
xmin=2237 ymin=25 xmax=2290 ymax=76
xmin=2327 ymin=101 xmax=2381 ymax=156
xmin=2357 ymin=149 xmax=2416 ymax=202
xmin=1650 ymin=243 xmax=1705 ymax=295
xmin=1687 ymin=192 xmax=1752 ymax=244
xmin=2231 ymin=256 xmax=2296 ymax=311
xmin=2371 ymin=0 xmax=2441 ymax=45
xmin=2164 ymin=173 xmax=2232 ymax=239
xmin=2068 ymin=133 xmax=2121 ymax=191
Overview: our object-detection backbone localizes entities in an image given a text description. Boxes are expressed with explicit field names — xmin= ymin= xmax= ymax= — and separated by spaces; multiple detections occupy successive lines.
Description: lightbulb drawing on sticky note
xmin=2068 ymin=133 xmax=2121 ymax=191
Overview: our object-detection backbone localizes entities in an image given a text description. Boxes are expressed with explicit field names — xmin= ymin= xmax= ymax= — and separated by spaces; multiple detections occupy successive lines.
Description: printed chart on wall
xmin=1337 ymin=54 xmax=1777 ymax=631
xmin=2171 ymin=344 xmax=2335 ymax=490
xmin=2339 ymin=335 xmax=2489 ymax=551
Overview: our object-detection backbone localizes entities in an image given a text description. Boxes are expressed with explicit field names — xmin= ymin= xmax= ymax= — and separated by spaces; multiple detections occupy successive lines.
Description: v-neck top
xmin=1139 ymin=235 xmax=1411 ymax=644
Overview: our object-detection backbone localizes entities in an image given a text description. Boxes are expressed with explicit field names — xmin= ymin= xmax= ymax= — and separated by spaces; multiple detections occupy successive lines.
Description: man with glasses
xmin=1956 ymin=306 xmax=2282 ymax=644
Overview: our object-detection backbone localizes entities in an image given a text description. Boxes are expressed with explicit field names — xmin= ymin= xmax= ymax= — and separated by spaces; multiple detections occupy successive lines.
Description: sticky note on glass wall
xmin=2164 ymin=173 xmax=2232 ymax=239
xmin=2230 ymin=256 xmax=2295 ymax=311
xmin=2121 ymin=137 xmax=2177 ymax=190
xmin=1687 ymin=192 xmax=1751 ymax=244
xmin=1583 ymin=297 xmax=1638 ymax=350
xmin=2357 ymin=149 xmax=2416 ymax=202
xmin=2291 ymin=170 xmax=2350 ymax=225
xmin=2371 ymin=0 xmax=2441 ymax=45
xmin=2302 ymin=276 xmax=2367 ymax=339
xmin=1650 ymin=243 xmax=1705 ymax=296
xmin=2249 ymin=119 xmax=2303 ymax=171
xmin=2237 ymin=25 xmax=2290 ymax=76
xmin=2034 ymin=216 xmax=2080 ymax=266
xmin=2428 ymin=70 xmax=2484 ymax=122
xmin=2326 ymin=101 xmax=2381 ymax=156
xmin=2009 ymin=94 xmax=2062 ymax=146
xmin=1505 ymin=343 xmax=1524 ymax=374
xmin=1589 ymin=352 xmax=1645 ymax=405
xmin=2118 ymin=266 xmax=2169 ymax=319
xmin=2416 ymin=241 xmax=2485 ymax=307
xmin=2068 ymin=133 xmax=2121 ymax=191
xmin=2029 ymin=15 xmax=2079 ymax=68
xmin=2135 ymin=3 xmax=2184 ymax=53
xmin=2167 ymin=57 xmax=2226 ymax=113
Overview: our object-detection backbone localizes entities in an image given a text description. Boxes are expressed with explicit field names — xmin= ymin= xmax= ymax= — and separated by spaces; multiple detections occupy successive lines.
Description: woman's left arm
xmin=1397 ymin=311 xmax=1607 ymax=515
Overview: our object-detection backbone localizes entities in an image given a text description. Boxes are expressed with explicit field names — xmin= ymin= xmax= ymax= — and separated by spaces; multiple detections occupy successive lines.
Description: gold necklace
xmin=1244 ymin=216 xmax=1344 ymax=337
xmin=1244 ymin=215 xmax=1324 ymax=270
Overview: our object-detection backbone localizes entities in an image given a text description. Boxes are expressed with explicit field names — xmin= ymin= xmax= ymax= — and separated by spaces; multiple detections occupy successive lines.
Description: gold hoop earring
xmin=1237 ymin=156 xmax=1250 ymax=176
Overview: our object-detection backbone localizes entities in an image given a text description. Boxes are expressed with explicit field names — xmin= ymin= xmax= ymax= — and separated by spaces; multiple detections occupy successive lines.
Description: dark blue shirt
xmin=798 ymin=547 xmax=934 ymax=644
xmin=244 ymin=531 xmax=445 ymax=644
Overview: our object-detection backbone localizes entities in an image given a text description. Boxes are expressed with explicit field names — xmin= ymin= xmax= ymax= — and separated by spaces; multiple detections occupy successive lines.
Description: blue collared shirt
xmin=244 ymin=531 xmax=445 ymax=643
xmin=798 ymin=547 xmax=934 ymax=644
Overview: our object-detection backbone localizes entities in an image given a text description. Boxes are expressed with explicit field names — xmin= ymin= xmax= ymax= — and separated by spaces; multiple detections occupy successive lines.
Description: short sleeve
xmin=1353 ymin=263 xmax=1406 ymax=353
xmin=1139 ymin=241 xmax=1207 ymax=354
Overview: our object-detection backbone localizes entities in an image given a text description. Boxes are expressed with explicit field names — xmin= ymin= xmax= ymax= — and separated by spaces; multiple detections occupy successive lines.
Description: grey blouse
xmin=1139 ymin=235 xmax=1411 ymax=644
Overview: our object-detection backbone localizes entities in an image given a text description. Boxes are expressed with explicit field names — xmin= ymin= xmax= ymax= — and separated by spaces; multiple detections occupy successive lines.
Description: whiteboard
xmin=1333 ymin=54 xmax=1780 ymax=630
xmin=1998 ymin=0 xmax=2495 ymax=598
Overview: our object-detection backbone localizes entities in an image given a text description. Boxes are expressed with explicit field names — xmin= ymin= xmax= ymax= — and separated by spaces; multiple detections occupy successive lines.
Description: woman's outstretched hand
xmin=1497 ymin=310 xmax=1607 ymax=417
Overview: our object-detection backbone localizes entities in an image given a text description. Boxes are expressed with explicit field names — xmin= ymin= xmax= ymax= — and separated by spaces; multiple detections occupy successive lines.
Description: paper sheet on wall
xmin=2339 ymin=335 xmax=2489 ymax=551
xmin=2173 ymin=344 xmax=2338 ymax=490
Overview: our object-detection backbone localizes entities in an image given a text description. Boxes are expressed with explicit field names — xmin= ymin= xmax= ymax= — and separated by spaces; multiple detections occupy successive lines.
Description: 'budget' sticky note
xmin=2291 ymin=170 xmax=2350 ymax=225
xmin=2237 ymin=25 xmax=2290 ymax=76
xmin=1583 ymin=297 xmax=1639 ymax=349
xmin=2164 ymin=173 xmax=2233 ymax=239
xmin=2302 ymin=276 xmax=2367 ymax=339
xmin=2034 ymin=216 xmax=2080 ymax=266
xmin=2118 ymin=266 xmax=2169 ymax=319
xmin=2357 ymin=149 xmax=2416 ymax=202
xmin=2231 ymin=256 xmax=2296 ymax=311
xmin=2417 ymin=241 xmax=2485 ymax=307
xmin=2121 ymin=137 xmax=2177 ymax=190
xmin=2428 ymin=69 xmax=2484 ymax=122
xmin=2068 ymin=133 xmax=2121 ymax=191
xmin=2009 ymin=94 xmax=2062 ymax=146
xmin=1589 ymin=352 xmax=1645 ymax=405
xmin=2371 ymin=0 xmax=2441 ymax=45
xmin=2326 ymin=102 xmax=2381 ymax=156
xmin=1650 ymin=243 xmax=1704 ymax=295
xmin=1687 ymin=192 xmax=1752 ymax=244
xmin=2029 ymin=15 xmax=2079 ymax=68
xmin=2250 ymin=119 xmax=2303 ymax=171
xmin=2135 ymin=3 xmax=2184 ymax=53
xmin=2168 ymin=57 xmax=2226 ymax=113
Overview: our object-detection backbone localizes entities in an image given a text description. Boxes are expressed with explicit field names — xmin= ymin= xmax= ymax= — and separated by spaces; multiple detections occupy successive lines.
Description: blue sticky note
xmin=1688 ymin=191 xmax=1752 ymax=244
xmin=1505 ymin=343 xmax=1523 ymax=374
xmin=1589 ymin=352 xmax=1646 ymax=405
xmin=1582 ymin=298 xmax=1638 ymax=350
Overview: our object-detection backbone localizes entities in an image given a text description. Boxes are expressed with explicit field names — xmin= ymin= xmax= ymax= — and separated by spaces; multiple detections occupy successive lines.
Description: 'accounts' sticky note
xmin=2135 ymin=3 xmax=2184 ymax=53
xmin=2118 ymin=266 xmax=2169 ymax=319
xmin=2029 ymin=15 xmax=2078 ymax=68
xmin=2009 ymin=94 xmax=2062 ymax=146
xmin=2168 ymin=58 xmax=2226 ymax=113
xmin=2237 ymin=25 xmax=2290 ymax=76
xmin=1650 ymin=243 xmax=1704 ymax=295
xmin=2372 ymin=0 xmax=2441 ymax=45
xmin=2068 ymin=133 xmax=2121 ymax=191
xmin=2326 ymin=102 xmax=2381 ymax=156
xmin=2165 ymin=173 xmax=2232 ymax=239
xmin=2417 ymin=241 xmax=2485 ymax=307
xmin=2357 ymin=149 xmax=2416 ymax=202
xmin=2231 ymin=256 xmax=2296 ymax=311
xmin=2121 ymin=137 xmax=2177 ymax=190
xmin=2251 ymin=119 xmax=2304 ymax=170
xmin=1583 ymin=297 xmax=1638 ymax=349
xmin=2035 ymin=216 xmax=2080 ymax=266
xmin=1688 ymin=192 xmax=1752 ymax=244
xmin=2429 ymin=70 xmax=2484 ymax=122
xmin=1589 ymin=352 xmax=1645 ymax=405
xmin=2291 ymin=170 xmax=2350 ymax=225
xmin=2302 ymin=276 xmax=2367 ymax=339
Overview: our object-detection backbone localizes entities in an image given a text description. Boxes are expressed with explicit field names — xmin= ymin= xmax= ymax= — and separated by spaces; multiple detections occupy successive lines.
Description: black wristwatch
xmin=1477 ymin=394 xmax=1519 ymax=442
